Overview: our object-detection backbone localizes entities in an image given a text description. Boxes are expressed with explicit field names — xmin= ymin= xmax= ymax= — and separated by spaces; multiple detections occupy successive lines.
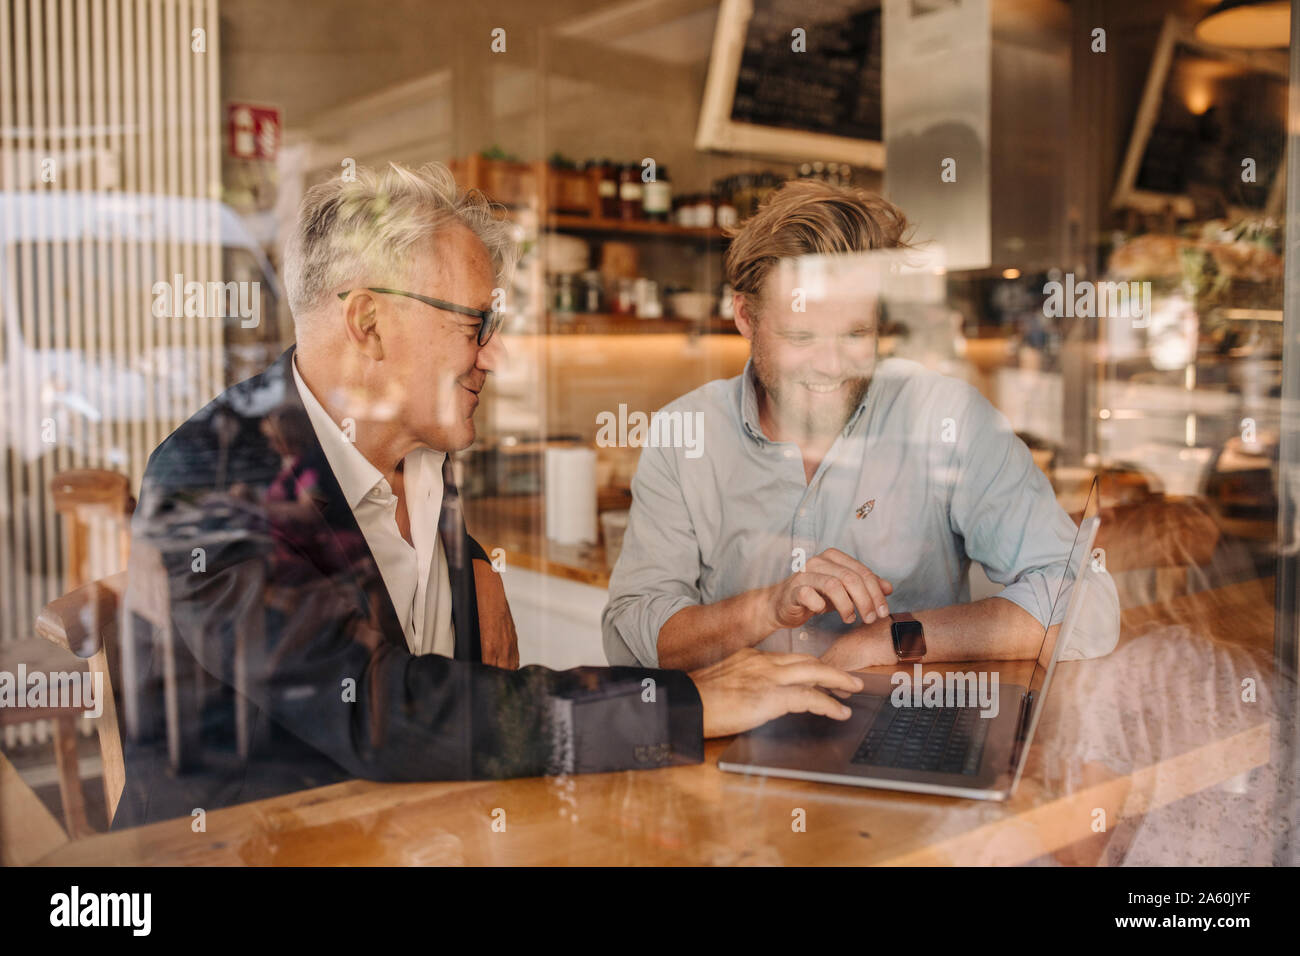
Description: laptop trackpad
xmin=732 ymin=693 xmax=885 ymax=768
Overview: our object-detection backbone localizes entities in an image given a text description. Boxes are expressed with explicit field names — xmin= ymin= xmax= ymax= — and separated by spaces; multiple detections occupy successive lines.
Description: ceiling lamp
xmin=1195 ymin=0 xmax=1290 ymax=49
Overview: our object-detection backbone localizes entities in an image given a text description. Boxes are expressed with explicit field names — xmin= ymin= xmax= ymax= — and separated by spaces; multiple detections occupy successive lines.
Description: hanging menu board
xmin=1113 ymin=16 xmax=1290 ymax=218
xmin=696 ymin=0 xmax=885 ymax=167
xmin=730 ymin=0 xmax=882 ymax=141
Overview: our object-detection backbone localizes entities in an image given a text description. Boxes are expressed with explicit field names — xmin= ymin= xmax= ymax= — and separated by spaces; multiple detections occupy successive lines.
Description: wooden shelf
xmin=451 ymin=156 xmax=730 ymax=241
xmin=547 ymin=214 xmax=729 ymax=241
xmin=545 ymin=312 xmax=739 ymax=335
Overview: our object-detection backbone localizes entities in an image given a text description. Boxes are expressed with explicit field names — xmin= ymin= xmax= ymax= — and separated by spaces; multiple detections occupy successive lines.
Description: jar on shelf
xmin=618 ymin=164 xmax=644 ymax=220
xmin=642 ymin=165 xmax=672 ymax=222
xmin=580 ymin=270 xmax=603 ymax=313
xmin=677 ymin=194 xmax=698 ymax=228
xmin=553 ymin=273 xmax=577 ymax=315
xmin=634 ymin=278 xmax=662 ymax=318
xmin=676 ymin=196 xmax=696 ymax=227
xmin=693 ymin=193 xmax=714 ymax=228
xmin=597 ymin=159 xmax=619 ymax=218
xmin=716 ymin=192 xmax=738 ymax=229
xmin=614 ymin=277 xmax=636 ymax=314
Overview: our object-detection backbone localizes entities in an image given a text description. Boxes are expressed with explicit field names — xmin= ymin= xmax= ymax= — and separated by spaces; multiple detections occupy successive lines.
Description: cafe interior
xmin=0 ymin=0 xmax=1297 ymax=867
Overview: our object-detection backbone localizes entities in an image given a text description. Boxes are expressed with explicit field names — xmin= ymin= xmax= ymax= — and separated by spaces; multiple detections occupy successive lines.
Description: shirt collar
xmin=292 ymin=353 xmax=386 ymax=510
xmin=739 ymin=359 xmax=768 ymax=445
xmin=737 ymin=357 xmax=871 ymax=445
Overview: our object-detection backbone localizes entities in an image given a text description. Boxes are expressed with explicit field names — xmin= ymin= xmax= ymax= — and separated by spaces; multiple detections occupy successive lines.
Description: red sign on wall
xmin=227 ymin=103 xmax=280 ymax=160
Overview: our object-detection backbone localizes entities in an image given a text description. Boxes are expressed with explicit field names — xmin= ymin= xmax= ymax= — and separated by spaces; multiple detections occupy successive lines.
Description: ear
xmin=342 ymin=291 xmax=385 ymax=360
xmin=733 ymin=292 xmax=757 ymax=342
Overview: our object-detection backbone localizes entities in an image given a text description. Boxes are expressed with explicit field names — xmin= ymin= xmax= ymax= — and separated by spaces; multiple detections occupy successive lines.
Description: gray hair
xmin=283 ymin=161 xmax=518 ymax=323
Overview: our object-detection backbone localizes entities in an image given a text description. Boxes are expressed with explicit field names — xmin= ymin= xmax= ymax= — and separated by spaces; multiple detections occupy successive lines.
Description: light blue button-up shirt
xmin=602 ymin=357 xmax=1119 ymax=667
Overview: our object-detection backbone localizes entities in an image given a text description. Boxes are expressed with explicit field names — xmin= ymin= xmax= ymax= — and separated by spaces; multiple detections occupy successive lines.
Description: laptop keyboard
xmin=851 ymin=704 xmax=991 ymax=775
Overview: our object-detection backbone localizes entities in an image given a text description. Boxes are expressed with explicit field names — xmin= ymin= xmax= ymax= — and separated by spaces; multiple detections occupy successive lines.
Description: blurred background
xmin=0 ymin=0 xmax=1296 ymax=842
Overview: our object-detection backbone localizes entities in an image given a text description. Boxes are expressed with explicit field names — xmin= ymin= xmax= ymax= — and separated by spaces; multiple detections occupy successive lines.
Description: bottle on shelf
xmin=553 ymin=273 xmax=577 ymax=315
xmin=676 ymin=193 xmax=701 ymax=228
xmin=642 ymin=165 xmax=672 ymax=222
xmin=598 ymin=159 xmax=619 ymax=219
xmin=716 ymin=190 xmax=737 ymax=229
xmin=614 ymin=277 xmax=636 ymax=314
xmin=619 ymin=164 xmax=644 ymax=221
xmin=634 ymin=278 xmax=662 ymax=318
xmin=580 ymin=270 xmax=603 ymax=313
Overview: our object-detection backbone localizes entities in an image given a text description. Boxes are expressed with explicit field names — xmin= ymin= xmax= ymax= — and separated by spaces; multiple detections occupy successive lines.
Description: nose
xmin=477 ymin=331 xmax=507 ymax=373
xmin=808 ymin=340 xmax=844 ymax=380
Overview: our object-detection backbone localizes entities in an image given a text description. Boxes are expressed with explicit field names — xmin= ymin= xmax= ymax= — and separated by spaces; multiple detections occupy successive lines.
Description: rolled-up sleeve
xmin=602 ymin=442 xmax=702 ymax=667
xmin=946 ymin=386 xmax=1119 ymax=661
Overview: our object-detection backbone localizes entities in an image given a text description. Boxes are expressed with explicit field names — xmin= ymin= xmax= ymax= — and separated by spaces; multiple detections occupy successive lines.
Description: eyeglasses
xmin=337 ymin=287 xmax=504 ymax=346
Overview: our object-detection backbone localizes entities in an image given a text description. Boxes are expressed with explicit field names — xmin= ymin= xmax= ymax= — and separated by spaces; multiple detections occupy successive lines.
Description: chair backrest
xmin=1089 ymin=495 xmax=1221 ymax=606
xmin=42 ymin=469 xmax=134 ymax=820
xmin=1094 ymin=496 xmax=1220 ymax=571
xmin=49 ymin=469 xmax=133 ymax=590
xmin=35 ymin=573 xmax=128 ymax=822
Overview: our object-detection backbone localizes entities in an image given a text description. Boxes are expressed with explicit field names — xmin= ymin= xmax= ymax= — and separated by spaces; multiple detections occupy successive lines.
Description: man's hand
xmin=473 ymin=558 xmax=520 ymax=669
xmin=765 ymin=548 xmax=893 ymax=631
xmin=689 ymin=648 xmax=865 ymax=738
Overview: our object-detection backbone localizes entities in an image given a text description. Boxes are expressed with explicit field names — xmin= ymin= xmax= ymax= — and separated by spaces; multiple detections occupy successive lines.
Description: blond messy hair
xmin=724 ymin=179 xmax=913 ymax=318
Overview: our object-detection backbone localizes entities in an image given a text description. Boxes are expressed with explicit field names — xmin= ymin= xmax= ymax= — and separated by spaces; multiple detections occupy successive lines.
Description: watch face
xmin=892 ymin=620 xmax=926 ymax=660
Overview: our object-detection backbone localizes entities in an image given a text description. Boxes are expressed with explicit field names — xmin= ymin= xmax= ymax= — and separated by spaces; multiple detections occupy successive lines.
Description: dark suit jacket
xmin=112 ymin=348 xmax=702 ymax=828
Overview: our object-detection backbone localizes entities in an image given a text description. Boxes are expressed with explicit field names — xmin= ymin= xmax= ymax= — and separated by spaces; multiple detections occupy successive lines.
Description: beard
xmin=751 ymin=337 xmax=872 ymax=439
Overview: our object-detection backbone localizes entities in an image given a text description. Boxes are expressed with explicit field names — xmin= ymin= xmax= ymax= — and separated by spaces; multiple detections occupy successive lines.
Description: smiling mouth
xmin=802 ymin=382 xmax=842 ymax=393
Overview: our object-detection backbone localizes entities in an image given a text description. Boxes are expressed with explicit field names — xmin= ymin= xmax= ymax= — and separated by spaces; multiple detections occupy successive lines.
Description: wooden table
xmin=34 ymin=576 xmax=1278 ymax=866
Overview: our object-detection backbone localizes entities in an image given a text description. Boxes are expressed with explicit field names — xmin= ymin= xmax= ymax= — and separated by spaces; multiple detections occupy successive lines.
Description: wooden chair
xmin=50 ymin=469 xmax=132 ymax=591
xmin=0 ymin=637 xmax=93 ymax=837
xmin=1092 ymin=496 xmax=1222 ymax=606
xmin=34 ymin=469 xmax=270 ymax=828
xmin=13 ymin=469 xmax=135 ymax=834
xmin=34 ymin=572 xmax=129 ymax=828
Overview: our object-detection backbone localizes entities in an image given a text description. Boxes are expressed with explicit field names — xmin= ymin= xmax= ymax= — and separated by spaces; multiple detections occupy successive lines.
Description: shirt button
xmin=798 ymin=508 xmax=806 ymax=518
xmin=799 ymin=631 xmax=809 ymax=642
xmin=783 ymin=449 xmax=795 ymax=459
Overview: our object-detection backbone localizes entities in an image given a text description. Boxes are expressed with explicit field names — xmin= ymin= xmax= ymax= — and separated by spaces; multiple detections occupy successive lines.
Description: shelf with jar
xmin=546 ymin=213 xmax=728 ymax=241
xmin=451 ymin=152 xmax=796 ymax=336
xmin=456 ymin=151 xmax=759 ymax=239
xmin=543 ymin=312 xmax=740 ymax=336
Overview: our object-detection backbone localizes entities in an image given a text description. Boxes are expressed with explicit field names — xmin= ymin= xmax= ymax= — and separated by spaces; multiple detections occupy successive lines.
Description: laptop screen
xmin=1006 ymin=476 xmax=1102 ymax=783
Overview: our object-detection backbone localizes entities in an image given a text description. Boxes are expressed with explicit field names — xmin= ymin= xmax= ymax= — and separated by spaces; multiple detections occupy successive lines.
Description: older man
xmin=603 ymin=179 xmax=1119 ymax=672
xmin=113 ymin=163 xmax=861 ymax=828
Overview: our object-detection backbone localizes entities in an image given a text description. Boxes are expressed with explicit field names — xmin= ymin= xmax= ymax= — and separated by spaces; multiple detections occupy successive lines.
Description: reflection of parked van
xmin=0 ymin=191 xmax=285 ymax=463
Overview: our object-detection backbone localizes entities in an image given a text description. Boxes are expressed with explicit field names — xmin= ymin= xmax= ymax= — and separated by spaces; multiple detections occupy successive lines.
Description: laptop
xmin=718 ymin=480 xmax=1101 ymax=801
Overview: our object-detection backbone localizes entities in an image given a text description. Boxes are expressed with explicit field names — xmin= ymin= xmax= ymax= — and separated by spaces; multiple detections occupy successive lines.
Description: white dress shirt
xmin=292 ymin=356 xmax=455 ymax=657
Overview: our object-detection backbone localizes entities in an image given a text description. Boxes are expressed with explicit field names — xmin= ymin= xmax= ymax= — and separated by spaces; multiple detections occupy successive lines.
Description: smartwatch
xmin=890 ymin=612 xmax=926 ymax=663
